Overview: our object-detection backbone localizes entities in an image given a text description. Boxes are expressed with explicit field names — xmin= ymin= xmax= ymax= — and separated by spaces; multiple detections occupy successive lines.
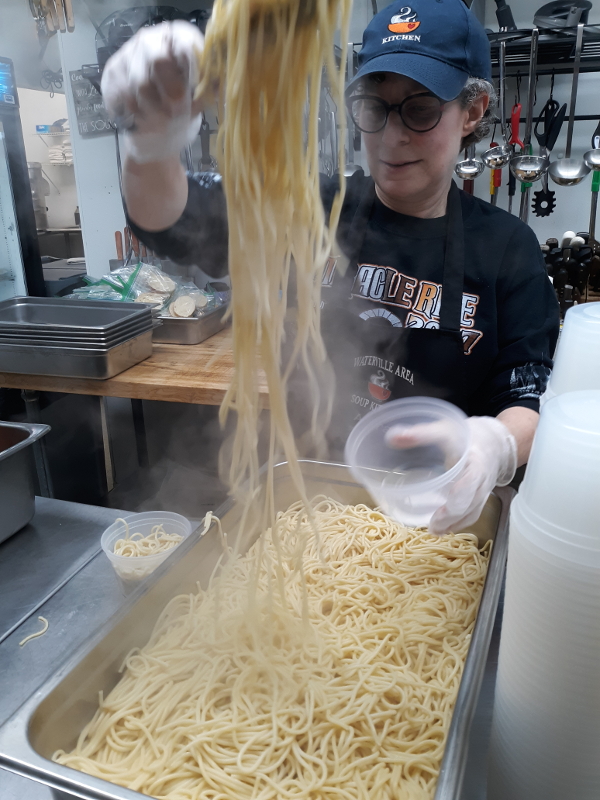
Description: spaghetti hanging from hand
xmin=195 ymin=0 xmax=351 ymax=542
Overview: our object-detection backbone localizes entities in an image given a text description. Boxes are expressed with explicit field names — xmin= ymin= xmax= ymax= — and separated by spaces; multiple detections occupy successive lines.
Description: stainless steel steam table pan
xmin=0 ymin=421 xmax=50 ymax=544
xmin=0 ymin=461 xmax=512 ymax=800
xmin=152 ymin=305 xmax=229 ymax=344
xmin=0 ymin=320 xmax=154 ymax=349
xmin=0 ymin=298 xmax=152 ymax=334
xmin=0 ymin=317 xmax=152 ymax=346
xmin=0 ymin=329 xmax=154 ymax=379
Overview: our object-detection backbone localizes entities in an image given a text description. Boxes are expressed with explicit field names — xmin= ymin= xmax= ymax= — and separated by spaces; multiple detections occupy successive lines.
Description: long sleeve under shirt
xmin=128 ymin=170 xmax=559 ymax=418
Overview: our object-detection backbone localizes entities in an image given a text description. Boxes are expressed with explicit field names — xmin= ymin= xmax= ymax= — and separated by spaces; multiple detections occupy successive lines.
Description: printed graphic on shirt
xmin=355 ymin=355 xmax=415 ymax=386
xmin=352 ymin=355 xmax=415 ymax=412
xmin=368 ymin=369 xmax=391 ymax=401
xmin=509 ymin=362 xmax=552 ymax=400
xmin=358 ymin=308 xmax=402 ymax=327
xmin=350 ymin=263 xmax=484 ymax=355
xmin=322 ymin=256 xmax=339 ymax=287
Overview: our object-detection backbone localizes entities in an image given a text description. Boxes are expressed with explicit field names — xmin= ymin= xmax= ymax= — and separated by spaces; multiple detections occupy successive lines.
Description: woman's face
xmin=359 ymin=74 xmax=488 ymax=211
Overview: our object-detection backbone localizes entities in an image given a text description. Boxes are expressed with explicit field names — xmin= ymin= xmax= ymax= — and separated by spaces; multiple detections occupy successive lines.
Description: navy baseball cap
xmin=348 ymin=0 xmax=492 ymax=102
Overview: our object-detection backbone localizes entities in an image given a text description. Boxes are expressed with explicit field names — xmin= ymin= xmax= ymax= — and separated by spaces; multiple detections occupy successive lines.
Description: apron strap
xmin=439 ymin=181 xmax=465 ymax=333
xmin=347 ymin=179 xmax=377 ymax=257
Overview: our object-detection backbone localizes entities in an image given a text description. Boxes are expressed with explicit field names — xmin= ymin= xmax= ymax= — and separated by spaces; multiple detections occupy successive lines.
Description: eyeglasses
xmin=347 ymin=92 xmax=447 ymax=134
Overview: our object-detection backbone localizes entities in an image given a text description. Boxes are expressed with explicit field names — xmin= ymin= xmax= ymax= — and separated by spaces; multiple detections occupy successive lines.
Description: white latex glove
xmin=100 ymin=21 xmax=205 ymax=164
xmin=386 ymin=416 xmax=517 ymax=536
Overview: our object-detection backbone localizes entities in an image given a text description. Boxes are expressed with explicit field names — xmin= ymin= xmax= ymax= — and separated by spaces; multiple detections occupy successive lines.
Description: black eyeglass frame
xmin=346 ymin=91 xmax=448 ymax=134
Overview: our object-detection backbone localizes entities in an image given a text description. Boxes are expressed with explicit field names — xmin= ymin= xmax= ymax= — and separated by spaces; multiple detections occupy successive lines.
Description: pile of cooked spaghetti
xmin=54 ymin=499 xmax=490 ymax=799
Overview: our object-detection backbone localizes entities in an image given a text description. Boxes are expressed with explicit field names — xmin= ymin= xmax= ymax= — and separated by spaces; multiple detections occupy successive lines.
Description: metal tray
xmin=152 ymin=306 xmax=228 ymax=345
xmin=0 ymin=462 xmax=511 ymax=800
xmin=0 ymin=298 xmax=152 ymax=334
xmin=0 ymin=316 xmax=152 ymax=345
xmin=0 ymin=320 xmax=154 ymax=350
xmin=0 ymin=329 xmax=154 ymax=380
xmin=0 ymin=421 xmax=50 ymax=545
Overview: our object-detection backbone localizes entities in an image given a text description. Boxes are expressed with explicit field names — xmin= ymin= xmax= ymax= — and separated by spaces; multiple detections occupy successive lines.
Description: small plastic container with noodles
xmin=345 ymin=397 xmax=470 ymax=527
xmin=101 ymin=511 xmax=192 ymax=591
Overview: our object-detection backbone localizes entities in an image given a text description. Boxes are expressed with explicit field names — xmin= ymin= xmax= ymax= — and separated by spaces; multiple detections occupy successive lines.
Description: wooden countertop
xmin=0 ymin=329 xmax=268 ymax=406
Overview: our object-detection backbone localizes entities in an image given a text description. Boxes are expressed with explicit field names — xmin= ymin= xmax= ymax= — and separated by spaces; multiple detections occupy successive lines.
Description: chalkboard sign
xmin=69 ymin=70 xmax=115 ymax=138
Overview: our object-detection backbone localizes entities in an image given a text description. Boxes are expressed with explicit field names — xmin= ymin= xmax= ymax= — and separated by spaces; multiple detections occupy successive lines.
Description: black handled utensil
xmin=532 ymin=97 xmax=566 ymax=217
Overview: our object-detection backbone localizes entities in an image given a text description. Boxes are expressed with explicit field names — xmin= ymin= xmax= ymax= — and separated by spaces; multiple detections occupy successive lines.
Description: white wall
xmin=18 ymin=88 xmax=80 ymax=229
xmin=475 ymin=2 xmax=600 ymax=243
xmin=57 ymin=4 xmax=126 ymax=277
xmin=0 ymin=0 xmax=62 ymax=91
xmin=54 ymin=0 xmax=212 ymax=278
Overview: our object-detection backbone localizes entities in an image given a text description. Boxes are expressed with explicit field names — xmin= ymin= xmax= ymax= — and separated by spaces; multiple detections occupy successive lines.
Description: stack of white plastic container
xmin=542 ymin=301 xmax=600 ymax=402
xmin=488 ymin=304 xmax=600 ymax=800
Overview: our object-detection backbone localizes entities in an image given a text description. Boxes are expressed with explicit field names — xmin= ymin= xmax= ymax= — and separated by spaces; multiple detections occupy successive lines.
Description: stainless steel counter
xmin=0 ymin=497 xmax=502 ymax=800
xmin=0 ymin=498 xmax=128 ymax=800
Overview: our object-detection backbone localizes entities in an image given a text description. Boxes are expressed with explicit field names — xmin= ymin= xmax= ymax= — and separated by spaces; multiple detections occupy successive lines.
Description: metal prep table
xmin=0 ymin=498 xmax=130 ymax=800
xmin=0 ymin=497 xmax=502 ymax=800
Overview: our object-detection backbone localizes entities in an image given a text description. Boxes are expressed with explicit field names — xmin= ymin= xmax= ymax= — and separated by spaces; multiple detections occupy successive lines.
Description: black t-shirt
xmin=129 ymin=170 xmax=559 ymax=418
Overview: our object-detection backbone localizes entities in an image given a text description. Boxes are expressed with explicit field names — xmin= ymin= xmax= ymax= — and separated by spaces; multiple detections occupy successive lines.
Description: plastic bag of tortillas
xmin=160 ymin=282 xmax=219 ymax=318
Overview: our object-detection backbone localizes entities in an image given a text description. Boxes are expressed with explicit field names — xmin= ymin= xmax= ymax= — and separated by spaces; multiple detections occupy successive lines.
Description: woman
xmin=101 ymin=0 xmax=559 ymax=535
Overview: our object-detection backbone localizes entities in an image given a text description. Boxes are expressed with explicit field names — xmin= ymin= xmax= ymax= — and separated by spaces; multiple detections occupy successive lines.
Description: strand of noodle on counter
xmin=19 ymin=616 xmax=49 ymax=647
xmin=54 ymin=499 xmax=491 ymax=800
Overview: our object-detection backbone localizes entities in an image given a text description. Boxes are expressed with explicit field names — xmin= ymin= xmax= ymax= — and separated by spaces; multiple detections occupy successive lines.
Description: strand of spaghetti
xmin=19 ymin=616 xmax=49 ymax=647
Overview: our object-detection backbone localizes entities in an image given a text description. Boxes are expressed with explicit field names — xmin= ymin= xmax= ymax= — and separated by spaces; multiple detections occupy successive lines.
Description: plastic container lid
xmin=344 ymin=397 xmax=470 ymax=527
xmin=101 ymin=511 xmax=192 ymax=587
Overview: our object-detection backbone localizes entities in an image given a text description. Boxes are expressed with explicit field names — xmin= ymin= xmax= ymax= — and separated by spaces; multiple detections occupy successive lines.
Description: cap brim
xmin=347 ymin=53 xmax=469 ymax=102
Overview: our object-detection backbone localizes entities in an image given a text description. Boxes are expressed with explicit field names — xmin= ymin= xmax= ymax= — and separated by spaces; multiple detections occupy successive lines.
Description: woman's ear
xmin=462 ymin=93 xmax=490 ymax=136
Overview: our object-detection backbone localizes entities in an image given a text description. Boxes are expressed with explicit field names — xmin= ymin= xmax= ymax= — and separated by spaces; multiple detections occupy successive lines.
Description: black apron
xmin=323 ymin=180 xmax=467 ymax=457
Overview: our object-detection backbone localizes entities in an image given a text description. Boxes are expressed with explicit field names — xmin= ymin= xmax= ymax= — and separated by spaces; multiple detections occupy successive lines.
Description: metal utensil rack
xmin=490 ymin=25 xmax=600 ymax=127
xmin=490 ymin=24 xmax=600 ymax=78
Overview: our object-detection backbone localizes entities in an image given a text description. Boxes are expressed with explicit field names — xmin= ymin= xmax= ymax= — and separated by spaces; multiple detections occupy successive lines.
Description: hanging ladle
xmin=455 ymin=143 xmax=485 ymax=180
xmin=510 ymin=27 xmax=547 ymax=185
xmin=583 ymin=120 xmax=600 ymax=171
xmin=482 ymin=40 xmax=512 ymax=168
xmin=582 ymin=121 xmax=600 ymax=263
xmin=549 ymin=23 xmax=591 ymax=186
xmin=482 ymin=143 xmax=512 ymax=169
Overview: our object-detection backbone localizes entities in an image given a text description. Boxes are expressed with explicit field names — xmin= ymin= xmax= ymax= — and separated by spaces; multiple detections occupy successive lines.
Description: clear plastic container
xmin=488 ymin=499 xmax=600 ymax=800
xmin=101 ymin=511 xmax=192 ymax=590
xmin=519 ymin=391 xmax=600 ymax=542
xmin=545 ymin=302 xmax=600 ymax=398
xmin=344 ymin=397 xmax=470 ymax=527
xmin=511 ymin=496 xmax=600 ymax=566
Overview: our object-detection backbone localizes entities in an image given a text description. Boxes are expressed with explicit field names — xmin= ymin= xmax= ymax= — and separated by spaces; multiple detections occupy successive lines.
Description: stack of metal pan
xmin=0 ymin=297 xmax=157 ymax=380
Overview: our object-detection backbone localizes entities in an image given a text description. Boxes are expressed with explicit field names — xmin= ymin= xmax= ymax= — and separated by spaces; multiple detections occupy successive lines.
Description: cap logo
xmin=388 ymin=7 xmax=420 ymax=33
